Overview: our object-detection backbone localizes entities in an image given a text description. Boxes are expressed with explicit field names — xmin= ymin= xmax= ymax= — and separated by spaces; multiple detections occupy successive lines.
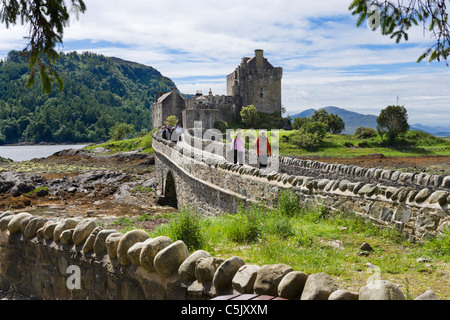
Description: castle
xmin=152 ymin=49 xmax=283 ymax=130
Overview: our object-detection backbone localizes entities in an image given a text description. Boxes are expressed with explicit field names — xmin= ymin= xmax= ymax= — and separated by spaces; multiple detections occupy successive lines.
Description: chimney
xmin=255 ymin=49 xmax=264 ymax=69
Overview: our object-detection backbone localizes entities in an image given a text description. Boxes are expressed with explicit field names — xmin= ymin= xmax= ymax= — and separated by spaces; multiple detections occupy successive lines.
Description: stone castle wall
xmin=226 ymin=50 xmax=283 ymax=115
xmin=183 ymin=95 xmax=242 ymax=129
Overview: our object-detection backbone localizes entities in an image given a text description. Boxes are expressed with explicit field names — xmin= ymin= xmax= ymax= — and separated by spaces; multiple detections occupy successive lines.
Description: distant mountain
xmin=410 ymin=124 xmax=450 ymax=138
xmin=290 ymin=106 xmax=378 ymax=135
xmin=290 ymin=106 xmax=450 ymax=137
xmin=0 ymin=50 xmax=176 ymax=144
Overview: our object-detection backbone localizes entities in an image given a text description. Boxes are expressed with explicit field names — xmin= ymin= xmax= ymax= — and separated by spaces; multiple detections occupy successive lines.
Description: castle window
xmin=260 ymin=88 xmax=264 ymax=98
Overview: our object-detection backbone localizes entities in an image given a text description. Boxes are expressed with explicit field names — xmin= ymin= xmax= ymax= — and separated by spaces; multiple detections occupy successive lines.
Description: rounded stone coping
xmin=0 ymin=213 xmax=444 ymax=300
xmin=152 ymin=135 xmax=449 ymax=208
xmin=153 ymin=132 xmax=449 ymax=192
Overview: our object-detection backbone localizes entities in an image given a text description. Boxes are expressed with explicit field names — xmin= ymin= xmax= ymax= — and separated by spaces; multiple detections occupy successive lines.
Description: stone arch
xmin=158 ymin=170 xmax=178 ymax=208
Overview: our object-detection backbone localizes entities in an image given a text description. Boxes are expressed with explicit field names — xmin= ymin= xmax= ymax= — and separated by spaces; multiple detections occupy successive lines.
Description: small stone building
xmin=152 ymin=49 xmax=283 ymax=130
xmin=152 ymin=88 xmax=185 ymax=129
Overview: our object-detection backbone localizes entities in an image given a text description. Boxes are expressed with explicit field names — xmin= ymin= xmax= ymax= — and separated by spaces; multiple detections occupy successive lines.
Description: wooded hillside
xmin=0 ymin=51 xmax=176 ymax=144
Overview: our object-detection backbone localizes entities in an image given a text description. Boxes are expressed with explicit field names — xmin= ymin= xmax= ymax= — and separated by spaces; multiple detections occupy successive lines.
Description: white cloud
xmin=0 ymin=0 xmax=448 ymax=127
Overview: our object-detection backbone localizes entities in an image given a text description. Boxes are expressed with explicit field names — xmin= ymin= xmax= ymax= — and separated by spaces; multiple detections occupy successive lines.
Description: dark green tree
xmin=0 ymin=50 xmax=174 ymax=143
xmin=292 ymin=117 xmax=309 ymax=130
xmin=327 ymin=113 xmax=346 ymax=134
xmin=349 ymin=0 xmax=450 ymax=64
xmin=214 ymin=120 xmax=228 ymax=133
xmin=300 ymin=121 xmax=328 ymax=139
xmin=240 ymin=105 xmax=260 ymax=128
xmin=377 ymin=105 xmax=410 ymax=144
xmin=311 ymin=110 xmax=345 ymax=134
xmin=164 ymin=115 xmax=179 ymax=128
xmin=0 ymin=0 xmax=87 ymax=93
xmin=109 ymin=123 xmax=136 ymax=141
xmin=354 ymin=126 xmax=377 ymax=139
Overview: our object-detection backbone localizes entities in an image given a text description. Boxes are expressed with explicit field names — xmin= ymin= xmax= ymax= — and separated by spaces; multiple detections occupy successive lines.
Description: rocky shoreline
xmin=0 ymin=148 xmax=171 ymax=227
xmin=0 ymin=148 xmax=178 ymax=300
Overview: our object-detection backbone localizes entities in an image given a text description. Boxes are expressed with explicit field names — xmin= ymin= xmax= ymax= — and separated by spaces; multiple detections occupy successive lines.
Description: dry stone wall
xmin=0 ymin=212 xmax=442 ymax=300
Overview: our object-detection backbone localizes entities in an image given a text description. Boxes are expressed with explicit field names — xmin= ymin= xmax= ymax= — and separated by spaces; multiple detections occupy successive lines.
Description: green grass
xmin=278 ymin=129 xmax=450 ymax=158
xmin=83 ymin=133 xmax=155 ymax=154
xmin=132 ymin=185 xmax=155 ymax=192
xmin=26 ymin=186 xmax=49 ymax=195
xmin=137 ymin=190 xmax=450 ymax=299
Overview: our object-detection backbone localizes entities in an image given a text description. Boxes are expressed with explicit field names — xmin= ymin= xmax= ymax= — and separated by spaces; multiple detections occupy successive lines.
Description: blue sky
xmin=1 ymin=0 xmax=449 ymax=127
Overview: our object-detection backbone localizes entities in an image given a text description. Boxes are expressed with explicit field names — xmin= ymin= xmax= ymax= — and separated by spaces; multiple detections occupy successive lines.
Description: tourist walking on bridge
xmin=255 ymin=131 xmax=271 ymax=169
xmin=231 ymin=131 xmax=244 ymax=165
xmin=161 ymin=126 xmax=169 ymax=140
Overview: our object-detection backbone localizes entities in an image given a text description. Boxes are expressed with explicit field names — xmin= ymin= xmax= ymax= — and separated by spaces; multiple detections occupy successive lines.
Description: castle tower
xmin=255 ymin=49 xmax=264 ymax=69
xmin=227 ymin=49 xmax=283 ymax=114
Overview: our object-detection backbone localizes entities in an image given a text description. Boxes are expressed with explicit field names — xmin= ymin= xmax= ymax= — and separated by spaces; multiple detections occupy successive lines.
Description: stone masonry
xmin=0 ymin=132 xmax=447 ymax=300
xmin=0 ymin=212 xmax=442 ymax=300
xmin=153 ymin=132 xmax=449 ymax=241
xmin=152 ymin=49 xmax=283 ymax=130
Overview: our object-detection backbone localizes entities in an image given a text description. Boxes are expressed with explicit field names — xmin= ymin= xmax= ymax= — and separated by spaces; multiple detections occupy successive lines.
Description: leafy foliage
xmin=349 ymin=0 xmax=450 ymax=64
xmin=0 ymin=0 xmax=87 ymax=93
xmin=310 ymin=110 xmax=345 ymax=134
xmin=292 ymin=110 xmax=345 ymax=135
xmin=354 ymin=126 xmax=378 ymax=139
xmin=377 ymin=105 xmax=410 ymax=144
xmin=289 ymin=111 xmax=340 ymax=151
xmin=277 ymin=189 xmax=302 ymax=217
xmin=109 ymin=123 xmax=136 ymax=141
xmin=240 ymin=105 xmax=260 ymax=128
xmin=226 ymin=205 xmax=263 ymax=244
xmin=290 ymin=131 xmax=322 ymax=151
xmin=0 ymin=50 xmax=176 ymax=144
xmin=214 ymin=120 xmax=228 ymax=133
xmin=164 ymin=115 xmax=179 ymax=127
xmin=292 ymin=117 xmax=309 ymax=130
xmin=167 ymin=206 xmax=205 ymax=250
xmin=300 ymin=121 xmax=328 ymax=139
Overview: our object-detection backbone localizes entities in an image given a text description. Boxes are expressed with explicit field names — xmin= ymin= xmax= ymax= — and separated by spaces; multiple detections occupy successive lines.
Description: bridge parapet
xmin=180 ymin=128 xmax=449 ymax=191
xmin=153 ymin=132 xmax=449 ymax=241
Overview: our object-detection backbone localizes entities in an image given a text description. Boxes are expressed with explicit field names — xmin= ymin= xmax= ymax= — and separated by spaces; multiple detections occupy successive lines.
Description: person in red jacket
xmin=254 ymin=131 xmax=271 ymax=169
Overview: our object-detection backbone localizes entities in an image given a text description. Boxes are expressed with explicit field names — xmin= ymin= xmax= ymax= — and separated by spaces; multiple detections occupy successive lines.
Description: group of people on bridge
xmin=160 ymin=124 xmax=183 ymax=142
xmin=159 ymin=126 xmax=272 ymax=169
xmin=230 ymin=130 xmax=272 ymax=169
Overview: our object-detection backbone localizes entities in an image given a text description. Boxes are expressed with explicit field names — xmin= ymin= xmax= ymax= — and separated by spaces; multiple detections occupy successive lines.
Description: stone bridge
xmin=0 ymin=132 xmax=448 ymax=301
xmin=153 ymin=131 xmax=449 ymax=241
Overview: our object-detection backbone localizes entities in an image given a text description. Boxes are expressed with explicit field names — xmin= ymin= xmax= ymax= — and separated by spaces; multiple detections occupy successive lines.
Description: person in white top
xmin=175 ymin=125 xmax=183 ymax=142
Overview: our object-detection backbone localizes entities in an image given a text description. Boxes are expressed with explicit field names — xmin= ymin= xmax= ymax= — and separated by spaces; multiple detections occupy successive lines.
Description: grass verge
xmin=83 ymin=133 xmax=155 ymax=154
xmin=109 ymin=189 xmax=450 ymax=299
xmin=279 ymin=130 xmax=450 ymax=158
